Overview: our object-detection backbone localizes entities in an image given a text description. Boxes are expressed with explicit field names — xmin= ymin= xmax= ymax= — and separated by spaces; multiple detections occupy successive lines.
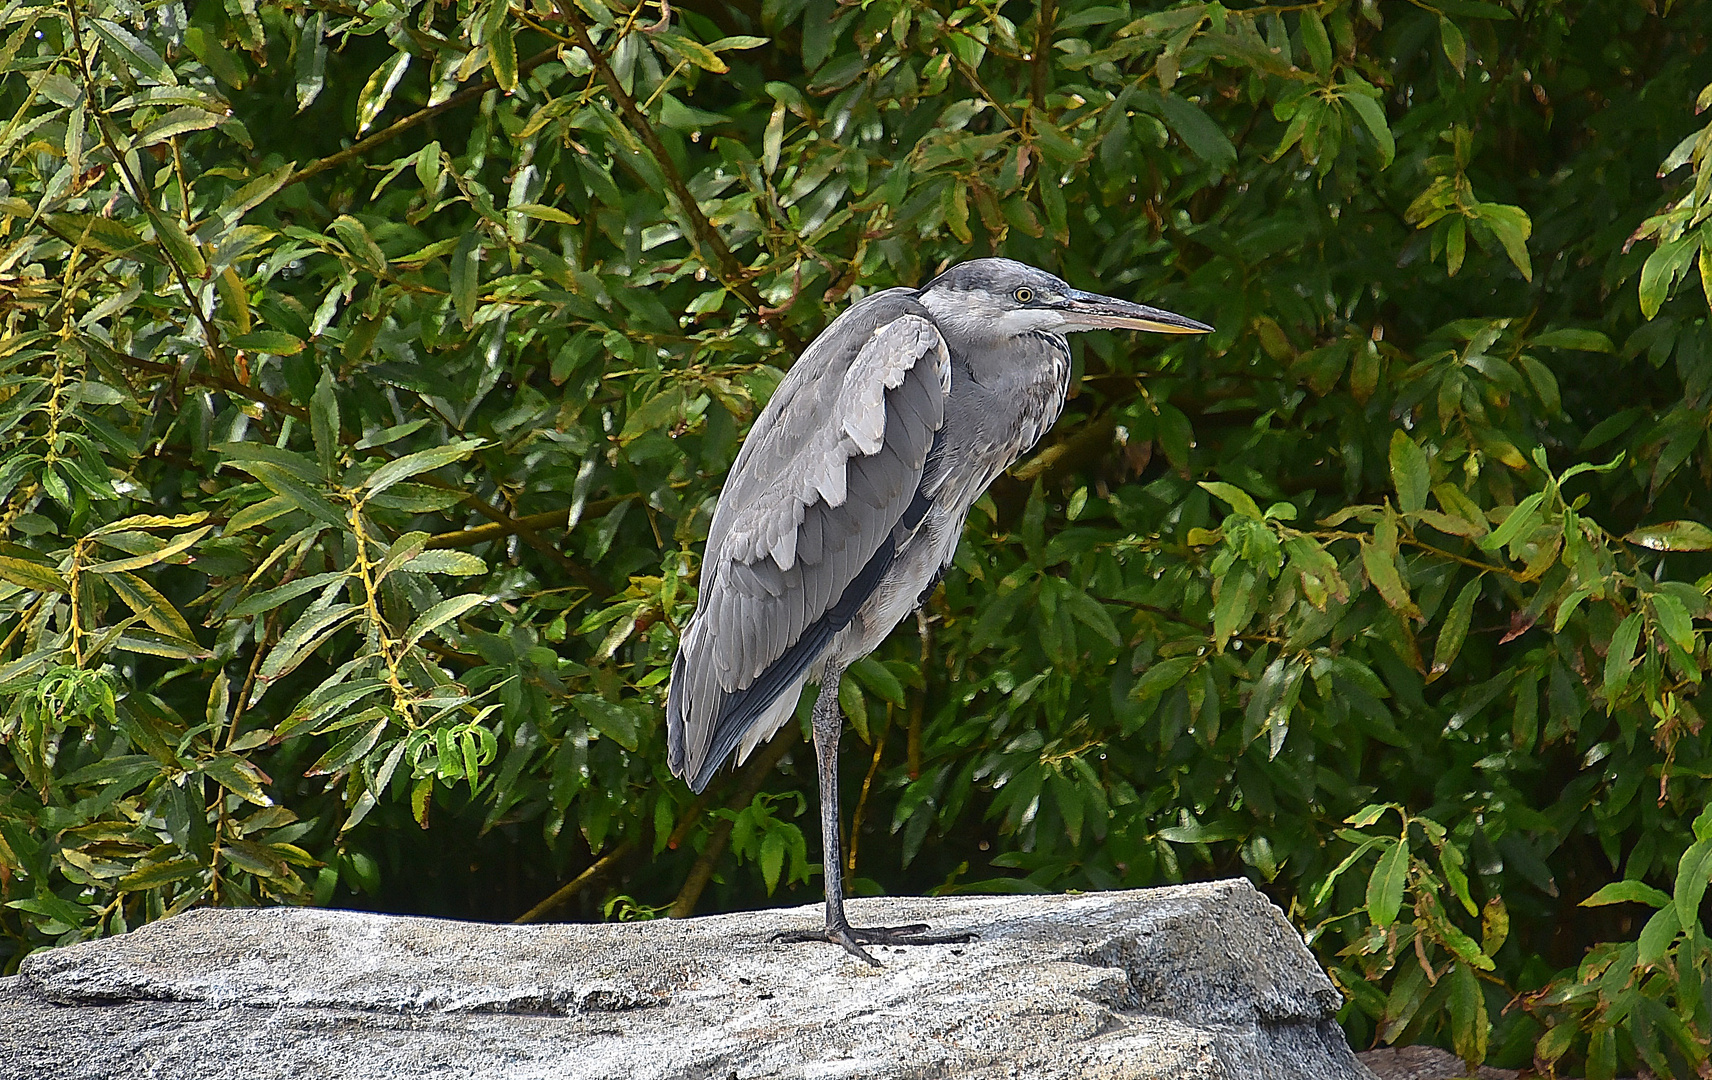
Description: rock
xmin=3 ymin=878 xmax=1375 ymax=1080
xmin=1356 ymin=1045 xmax=1519 ymax=1080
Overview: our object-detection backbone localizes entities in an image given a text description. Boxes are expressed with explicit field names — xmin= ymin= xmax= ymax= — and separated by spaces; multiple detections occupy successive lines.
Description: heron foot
xmin=771 ymin=923 xmax=975 ymax=967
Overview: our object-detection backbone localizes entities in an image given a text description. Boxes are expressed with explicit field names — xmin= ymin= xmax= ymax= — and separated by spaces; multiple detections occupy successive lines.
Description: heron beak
xmin=1058 ymin=290 xmax=1213 ymax=334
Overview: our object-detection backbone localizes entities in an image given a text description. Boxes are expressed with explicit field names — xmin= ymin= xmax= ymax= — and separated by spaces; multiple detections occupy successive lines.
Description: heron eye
xmin=1014 ymin=287 xmax=1033 ymax=303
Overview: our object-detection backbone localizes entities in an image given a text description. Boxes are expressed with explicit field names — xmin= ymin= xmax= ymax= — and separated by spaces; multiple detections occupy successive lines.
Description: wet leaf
xmin=356 ymin=51 xmax=411 ymax=135
xmin=1624 ymin=521 xmax=1712 ymax=552
xmin=295 ymin=14 xmax=327 ymax=111
xmin=1429 ymin=577 xmax=1480 ymax=680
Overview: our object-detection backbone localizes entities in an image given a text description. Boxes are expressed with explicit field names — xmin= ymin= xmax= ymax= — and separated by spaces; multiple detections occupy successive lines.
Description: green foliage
xmin=718 ymin=791 xmax=810 ymax=895
xmin=3 ymin=0 xmax=1712 ymax=1073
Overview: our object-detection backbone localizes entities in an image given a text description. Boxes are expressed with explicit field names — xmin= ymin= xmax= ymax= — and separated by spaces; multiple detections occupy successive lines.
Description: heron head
xmin=917 ymin=257 xmax=1212 ymax=340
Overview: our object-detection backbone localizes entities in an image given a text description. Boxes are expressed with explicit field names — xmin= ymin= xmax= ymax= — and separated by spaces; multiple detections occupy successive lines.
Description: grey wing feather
xmin=667 ymin=295 xmax=950 ymax=790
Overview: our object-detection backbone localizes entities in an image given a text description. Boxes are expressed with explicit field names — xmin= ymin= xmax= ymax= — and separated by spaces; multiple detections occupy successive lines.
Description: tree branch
xmin=513 ymin=722 xmax=802 ymax=923
xmin=1031 ymin=0 xmax=1056 ymax=113
xmin=425 ymin=509 xmax=573 ymax=550
xmin=667 ymin=721 xmax=801 ymax=918
xmin=64 ymin=4 xmax=234 ymax=381
xmin=282 ymin=44 xmax=564 ymax=193
xmin=544 ymin=0 xmax=799 ymax=351
xmin=511 ymin=839 xmax=635 ymax=924
xmin=845 ymin=703 xmax=889 ymax=875
xmin=949 ymin=51 xmax=1022 ymax=132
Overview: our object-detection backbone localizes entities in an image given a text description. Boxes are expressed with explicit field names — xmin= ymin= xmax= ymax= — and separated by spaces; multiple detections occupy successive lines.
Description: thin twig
xmin=846 ymin=703 xmax=890 ymax=875
xmin=1012 ymin=414 xmax=1116 ymax=482
xmin=63 ymin=3 xmax=233 ymax=381
xmin=426 ymin=508 xmax=578 ymax=549
xmin=1316 ymin=528 xmax=1523 ymax=582
xmin=441 ymin=486 xmax=610 ymax=595
xmin=909 ymin=608 xmax=931 ymax=780
xmin=948 ymin=51 xmax=1022 ymax=132
xmin=225 ymin=607 xmax=278 ymax=748
xmin=0 ymin=596 xmax=44 ymax=657
xmin=512 ymin=839 xmax=636 ymax=923
xmin=511 ymin=730 xmax=778 ymax=924
xmin=281 ymin=44 xmax=563 ymax=193
xmin=544 ymin=0 xmax=800 ymax=351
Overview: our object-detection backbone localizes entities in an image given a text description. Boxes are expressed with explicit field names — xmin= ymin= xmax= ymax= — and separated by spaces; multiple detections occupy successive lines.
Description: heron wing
xmin=668 ymin=296 xmax=950 ymax=791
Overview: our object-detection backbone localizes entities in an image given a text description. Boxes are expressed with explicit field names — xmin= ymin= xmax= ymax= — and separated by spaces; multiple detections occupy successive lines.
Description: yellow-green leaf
xmin=225 ymin=495 xmax=299 ymax=535
xmin=148 ymin=209 xmax=207 ymax=277
xmin=1367 ymin=835 xmax=1409 ymax=927
xmin=1675 ymin=838 xmax=1712 ymax=934
xmin=1603 ymin=611 xmax=1644 ymax=704
xmin=1361 ymin=539 xmax=1420 ymax=619
xmin=91 ymin=18 xmax=178 ymax=86
xmin=105 ymin=570 xmax=196 ymax=641
xmin=86 ymin=525 xmax=211 ymax=573
xmin=1199 ymin=481 xmax=1263 ymax=520
xmin=356 ymin=51 xmax=411 ymax=135
xmin=0 ymin=555 xmax=66 ymax=593
xmin=232 ymin=461 xmax=345 ymax=530
xmin=404 ymin=593 xmax=488 ymax=648
xmin=228 ymin=330 xmax=304 ymax=355
xmin=203 ymin=753 xmax=272 ymax=806
xmin=364 ymin=440 xmax=481 ymax=495
xmin=1652 ymin=592 xmax=1696 ymax=654
xmin=216 ymin=266 xmax=252 ymax=334
xmin=487 ymin=0 xmax=517 ymax=91
xmin=510 ymin=202 xmax=577 ymax=224
xmin=135 ymin=105 xmax=222 ymax=147
xmin=652 ymin=31 xmax=729 ymax=73
xmin=118 ymin=857 xmax=203 ymax=892
xmin=1438 ymin=16 xmax=1466 ymax=75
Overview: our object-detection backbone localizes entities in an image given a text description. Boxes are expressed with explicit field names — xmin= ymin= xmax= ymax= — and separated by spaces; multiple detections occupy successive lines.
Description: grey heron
xmin=666 ymin=258 xmax=1211 ymax=964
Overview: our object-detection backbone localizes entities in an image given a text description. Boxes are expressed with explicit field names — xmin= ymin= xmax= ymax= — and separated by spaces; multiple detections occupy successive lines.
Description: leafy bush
xmin=4 ymin=0 xmax=1712 ymax=1073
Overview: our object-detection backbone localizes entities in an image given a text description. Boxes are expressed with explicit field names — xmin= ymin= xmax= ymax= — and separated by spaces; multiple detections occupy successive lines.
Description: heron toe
xmin=771 ymin=922 xmax=976 ymax=966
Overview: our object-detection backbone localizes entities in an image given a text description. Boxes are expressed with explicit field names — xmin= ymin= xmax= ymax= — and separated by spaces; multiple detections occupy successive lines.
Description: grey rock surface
xmin=1356 ymin=1046 xmax=1518 ymax=1080
xmin=3 ymin=878 xmax=1375 ymax=1080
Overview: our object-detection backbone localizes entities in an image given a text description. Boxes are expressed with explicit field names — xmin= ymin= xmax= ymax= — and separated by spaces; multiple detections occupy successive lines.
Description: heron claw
xmin=771 ymin=923 xmax=976 ymax=966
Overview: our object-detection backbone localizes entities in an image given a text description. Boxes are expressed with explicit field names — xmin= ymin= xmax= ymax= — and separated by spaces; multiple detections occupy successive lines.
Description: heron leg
xmin=771 ymin=664 xmax=973 ymax=966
